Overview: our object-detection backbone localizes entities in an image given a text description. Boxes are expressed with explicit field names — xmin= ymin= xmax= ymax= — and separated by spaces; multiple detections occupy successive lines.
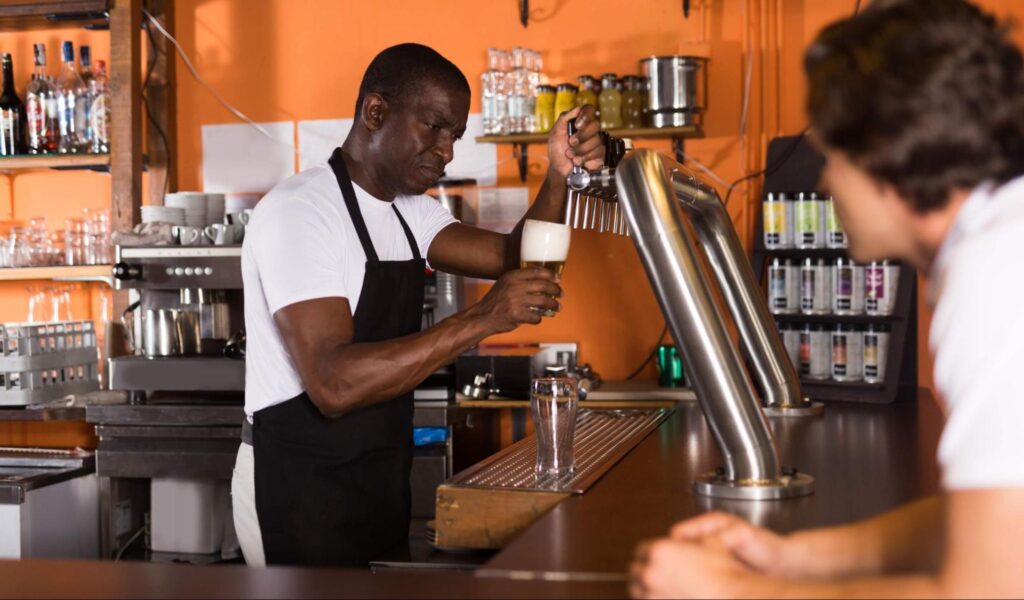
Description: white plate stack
xmin=141 ymin=205 xmax=185 ymax=225
xmin=165 ymin=192 xmax=210 ymax=228
xmin=225 ymin=193 xmax=261 ymax=217
xmin=206 ymin=193 xmax=226 ymax=226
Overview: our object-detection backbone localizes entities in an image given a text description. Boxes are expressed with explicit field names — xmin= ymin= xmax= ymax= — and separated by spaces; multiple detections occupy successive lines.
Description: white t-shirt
xmin=929 ymin=174 xmax=1024 ymax=490
xmin=242 ymin=162 xmax=457 ymax=415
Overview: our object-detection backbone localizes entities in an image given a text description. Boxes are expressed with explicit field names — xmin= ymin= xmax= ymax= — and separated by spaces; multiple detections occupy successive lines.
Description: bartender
xmin=632 ymin=0 xmax=1024 ymax=597
xmin=230 ymin=43 xmax=605 ymax=567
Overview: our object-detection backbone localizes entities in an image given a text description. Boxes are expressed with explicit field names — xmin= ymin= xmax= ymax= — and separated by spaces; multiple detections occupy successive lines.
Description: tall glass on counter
xmin=531 ymin=376 xmax=579 ymax=478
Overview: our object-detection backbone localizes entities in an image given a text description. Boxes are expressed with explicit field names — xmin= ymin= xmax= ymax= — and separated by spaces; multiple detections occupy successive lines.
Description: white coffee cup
xmin=172 ymin=225 xmax=202 ymax=246
xmin=225 ymin=210 xmax=252 ymax=227
xmin=204 ymin=223 xmax=238 ymax=245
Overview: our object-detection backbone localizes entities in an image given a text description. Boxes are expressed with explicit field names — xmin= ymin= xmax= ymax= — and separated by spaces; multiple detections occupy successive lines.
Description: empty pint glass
xmin=520 ymin=218 xmax=571 ymax=317
xmin=531 ymin=377 xmax=579 ymax=477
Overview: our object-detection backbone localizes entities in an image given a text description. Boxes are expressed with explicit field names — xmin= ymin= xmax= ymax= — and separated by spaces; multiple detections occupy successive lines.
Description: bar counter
xmin=1 ymin=390 xmax=943 ymax=599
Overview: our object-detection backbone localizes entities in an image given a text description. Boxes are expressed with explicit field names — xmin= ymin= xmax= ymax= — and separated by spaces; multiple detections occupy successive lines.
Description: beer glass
xmin=520 ymin=218 xmax=571 ymax=317
xmin=531 ymin=377 xmax=578 ymax=478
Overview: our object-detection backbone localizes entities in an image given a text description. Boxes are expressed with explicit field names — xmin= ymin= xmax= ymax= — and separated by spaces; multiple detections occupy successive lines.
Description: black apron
xmin=252 ymin=147 xmax=425 ymax=567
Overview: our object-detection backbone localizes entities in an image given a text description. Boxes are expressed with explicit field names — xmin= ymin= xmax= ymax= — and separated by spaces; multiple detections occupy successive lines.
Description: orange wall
xmin=167 ymin=0 xmax=1024 ymax=386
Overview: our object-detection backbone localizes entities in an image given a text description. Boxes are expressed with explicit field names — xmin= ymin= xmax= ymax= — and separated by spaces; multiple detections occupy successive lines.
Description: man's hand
xmin=465 ymin=268 xmax=562 ymax=333
xmin=630 ymin=537 xmax=776 ymax=599
xmin=670 ymin=511 xmax=796 ymax=577
xmin=547 ymin=105 xmax=605 ymax=178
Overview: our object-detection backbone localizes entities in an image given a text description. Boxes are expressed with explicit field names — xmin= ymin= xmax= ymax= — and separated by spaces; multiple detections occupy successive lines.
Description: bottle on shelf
xmin=0 ymin=52 xmax=26 ymax=156
xmin=88 ymin=60 xmax=110 ymax=154
xmin=57 ymin=41 xmax=89 ymax=154
xmin=481 ymin=48 xmax=509 ymax=136
xmin=26 ymin=43 xmax=59 ymax=155
xmin=576 ymin=75 xmax=600 ymax=110
xmin=78 ymin=45 xmax=94 ymax=147
xmin=620 ymin=75 xmax=643 ymax=129
xmin=598 ymin=73 xmax=622 ymax=129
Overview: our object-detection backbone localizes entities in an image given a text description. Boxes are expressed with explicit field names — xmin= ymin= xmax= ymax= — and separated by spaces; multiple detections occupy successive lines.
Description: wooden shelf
xmin=0 ymin=154 xmax=110 ymax=172
xmin=0 ymin=0 xmax=109 ymax=31
xmin=475 ymin=125 xmax=703 ymax=145
xmin=0 ymin=265 xmax=112 ymax=281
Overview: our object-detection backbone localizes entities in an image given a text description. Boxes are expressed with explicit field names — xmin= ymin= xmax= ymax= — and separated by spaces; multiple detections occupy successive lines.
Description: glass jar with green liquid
xmin=598 ymin=73 xmax=622 ymax=130
xmin=576 ymin=75 xmax=600 ymax=110
xmin=620 ymin=75 xmax=643 ymax=128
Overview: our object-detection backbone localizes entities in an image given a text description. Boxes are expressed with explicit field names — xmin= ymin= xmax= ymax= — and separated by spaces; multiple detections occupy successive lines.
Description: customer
xmin=631 ymin=0 xmax=1024 ymax=597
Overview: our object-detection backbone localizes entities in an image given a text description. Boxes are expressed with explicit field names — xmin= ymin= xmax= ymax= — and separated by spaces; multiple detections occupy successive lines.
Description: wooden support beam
xmin=109 ymin=0 xmax=143 ymax=233
xmin=108 ymin=0 xmax=143 ymax=330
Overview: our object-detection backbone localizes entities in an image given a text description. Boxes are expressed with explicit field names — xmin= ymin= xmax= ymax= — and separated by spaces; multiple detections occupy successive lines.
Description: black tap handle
xmin=567 ymin=117 xmax=578 ymax=138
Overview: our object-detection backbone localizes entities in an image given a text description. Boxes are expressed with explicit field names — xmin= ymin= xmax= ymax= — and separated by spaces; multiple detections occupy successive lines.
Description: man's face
xmin=818 ymin=146 xmax=916 ymax=263
xmin=377 ymin=81 xmax=469 ymax=196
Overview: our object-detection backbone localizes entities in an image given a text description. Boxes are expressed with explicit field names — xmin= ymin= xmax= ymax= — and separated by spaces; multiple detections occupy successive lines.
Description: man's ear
xmin=360 ymin=92 xmax=388 ymax=132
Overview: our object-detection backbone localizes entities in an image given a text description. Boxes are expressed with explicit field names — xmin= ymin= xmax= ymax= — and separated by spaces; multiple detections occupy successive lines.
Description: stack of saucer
xmin=225 ymin=193 xmax=261 ymax=216
xmin=141 ymin=205 xmax=185 ymax=225
xmin=165 ymin=192 xmax=209 ymax=228
xmin=206 ymin=193 xmax=226 ymax=226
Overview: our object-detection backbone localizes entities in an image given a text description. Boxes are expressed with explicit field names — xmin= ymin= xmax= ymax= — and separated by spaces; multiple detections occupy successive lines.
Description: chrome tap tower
xmin=568 ymin=143 xmax=818 ymax=500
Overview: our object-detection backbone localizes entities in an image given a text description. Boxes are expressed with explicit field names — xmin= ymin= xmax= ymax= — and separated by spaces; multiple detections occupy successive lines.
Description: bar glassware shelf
xmin=0 ymin=154 xmax=110 ymax=173
xmin=0 ymin=265 xmax=112 ymax=282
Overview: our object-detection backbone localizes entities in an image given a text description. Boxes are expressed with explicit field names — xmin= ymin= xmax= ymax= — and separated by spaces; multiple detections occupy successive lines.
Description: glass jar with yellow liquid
xmin=554 ymin=84 xmax=578 ymax=118
xmin=534 ymin=85 xmax=556 ymax=133
xmin=620 ymin=75 xmax=643 ymax=129
xmin=575 ymin=75 xmax=600 ymax=110
xmin=598 ymin=73 xmax=622 ymax=130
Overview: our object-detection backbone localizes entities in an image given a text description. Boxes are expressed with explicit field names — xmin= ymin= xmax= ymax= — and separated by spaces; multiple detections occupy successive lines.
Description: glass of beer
xmin=520 ymin=218 xmax=571 ymax=317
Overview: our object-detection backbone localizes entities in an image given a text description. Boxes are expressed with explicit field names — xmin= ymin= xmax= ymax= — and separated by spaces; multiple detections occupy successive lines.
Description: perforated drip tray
xmin=448 ymin=408 xmax=671 ymax=494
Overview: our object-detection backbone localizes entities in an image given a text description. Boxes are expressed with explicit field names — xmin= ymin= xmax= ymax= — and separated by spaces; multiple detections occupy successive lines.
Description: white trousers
xmin=231 ymin=442 xmax=266 ymax=567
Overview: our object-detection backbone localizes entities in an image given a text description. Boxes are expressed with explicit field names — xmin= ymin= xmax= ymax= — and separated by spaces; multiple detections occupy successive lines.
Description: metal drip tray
xmin=448 ymin=409 xmax=670 ymax=494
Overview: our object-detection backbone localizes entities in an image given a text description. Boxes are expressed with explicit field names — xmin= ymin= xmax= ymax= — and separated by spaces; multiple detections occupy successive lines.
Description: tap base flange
xmin=692 ymin=471 xmax=814 ymax=500
xmin=763 ymin=401 xmax=825 ymax=418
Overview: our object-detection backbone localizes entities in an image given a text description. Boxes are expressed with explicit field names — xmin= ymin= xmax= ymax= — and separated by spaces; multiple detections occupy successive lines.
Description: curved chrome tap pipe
xmin=615 ymin=149 xmax=782 ymax=484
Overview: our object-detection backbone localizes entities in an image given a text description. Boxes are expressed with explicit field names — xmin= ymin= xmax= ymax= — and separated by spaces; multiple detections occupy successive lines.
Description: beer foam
xmin=521 ymin=219 xmax=571 ymax=263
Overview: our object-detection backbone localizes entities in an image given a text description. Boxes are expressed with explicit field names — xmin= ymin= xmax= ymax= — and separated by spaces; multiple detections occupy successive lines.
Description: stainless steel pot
xmin=180 ymin=289 xmax=231 ymax=341
xmin=122 ymin=304 xmax=201 ymax=357
xmin=640 ymin=56 xmax=708 ymax=127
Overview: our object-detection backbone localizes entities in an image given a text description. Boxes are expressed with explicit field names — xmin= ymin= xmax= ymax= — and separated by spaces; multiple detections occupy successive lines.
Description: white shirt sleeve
xmin=401 ymin=195 xmax=458 ymax=262
xmin=933 ymin=235 xmax=1024 ymax=490
xmin=248 ymin=196 xmax=350 ymax=315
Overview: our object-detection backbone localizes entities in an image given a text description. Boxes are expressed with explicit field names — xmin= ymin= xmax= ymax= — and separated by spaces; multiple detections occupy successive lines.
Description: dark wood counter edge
xmin=0 ymin=389 xmax=945 ymax=599
xmin=0 ymin=558 xmax=627 ymax=600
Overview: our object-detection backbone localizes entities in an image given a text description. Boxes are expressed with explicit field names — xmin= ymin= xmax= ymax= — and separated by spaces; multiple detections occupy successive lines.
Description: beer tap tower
xmin=567 ymin=122 xmax=820 ymax=500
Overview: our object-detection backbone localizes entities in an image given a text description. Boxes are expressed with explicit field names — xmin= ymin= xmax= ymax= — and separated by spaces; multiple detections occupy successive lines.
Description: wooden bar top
xmin=0 ymin=390 xmax=944 ymax=599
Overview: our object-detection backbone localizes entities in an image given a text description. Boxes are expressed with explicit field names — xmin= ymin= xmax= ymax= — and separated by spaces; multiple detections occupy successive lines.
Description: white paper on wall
xmin=297 ymin=118 xmax=354 ymax=171
xmin=201 ymin=121 xmax=296 ymax=194
xmin=296 ymin=113 xmax=496 ymax=184
xmin=445 ymin=113 xmax=497 ymax=185
xmin=476 ymin=187 xmax=529 ymax=234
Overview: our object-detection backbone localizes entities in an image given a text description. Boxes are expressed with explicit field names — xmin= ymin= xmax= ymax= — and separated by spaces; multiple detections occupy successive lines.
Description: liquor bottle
xmin=0 ymin=53 xmax=26 ymax=156
xmin=57 ymin=41 xmax=88 ymax=154
xmin=78 ymin=45 xmax=94 ymax=147
xmin=26 ymin=43 xmax=59 ymax=154
xmin=88 ymin=60 xmax=110 ymax=154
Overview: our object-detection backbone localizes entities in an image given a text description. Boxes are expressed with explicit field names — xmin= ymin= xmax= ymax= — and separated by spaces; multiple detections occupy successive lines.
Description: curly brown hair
xmin=805 ymin=0 xmax=1024 ymax=212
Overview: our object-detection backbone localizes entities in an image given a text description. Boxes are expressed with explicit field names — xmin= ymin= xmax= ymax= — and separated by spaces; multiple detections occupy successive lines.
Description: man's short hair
xmin=355 ymin=43 xmax=470 ymax=117
xmin=805 ymin=0 xmax=1024 ymax=212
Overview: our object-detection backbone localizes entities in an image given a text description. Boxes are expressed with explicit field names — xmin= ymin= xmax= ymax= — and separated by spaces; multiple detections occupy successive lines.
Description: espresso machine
xmin=87 ymin=245 xmax=245 ymax=561
xmin=108 ymin=245 xmax=245 ymax=402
